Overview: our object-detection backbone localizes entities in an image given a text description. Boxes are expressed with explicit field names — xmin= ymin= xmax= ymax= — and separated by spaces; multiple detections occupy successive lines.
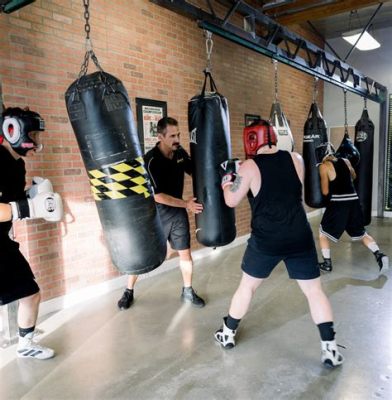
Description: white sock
xmin=321 ymin=249 xmax=331 ymax=259
xmin=366 ymin=242 xmax=379 ymax=253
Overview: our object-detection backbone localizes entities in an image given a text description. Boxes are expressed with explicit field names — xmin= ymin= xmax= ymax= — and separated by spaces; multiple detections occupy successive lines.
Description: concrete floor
xmin=0 ymin=216 xmax=391 ymax=400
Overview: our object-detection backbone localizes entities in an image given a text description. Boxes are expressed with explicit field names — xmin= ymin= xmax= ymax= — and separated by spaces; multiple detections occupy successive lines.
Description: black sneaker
xmin=319 ymin=258 xmax=333 ymax=272
xmin=117 ymin=289 xmax=134 ymax=310
xmin=181 ymin=287 xmax=205 ymax=308
xmin=374 ymin=251 xmax=389 ymax=274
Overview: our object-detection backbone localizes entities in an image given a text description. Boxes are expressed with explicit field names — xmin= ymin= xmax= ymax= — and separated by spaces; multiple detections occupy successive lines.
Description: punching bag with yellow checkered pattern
xmin=65 ymin=71 xmax=166 ymax=274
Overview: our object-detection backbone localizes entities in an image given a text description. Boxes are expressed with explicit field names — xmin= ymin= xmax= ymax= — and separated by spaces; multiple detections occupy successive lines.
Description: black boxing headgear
xmin=243 ymin=119 xmax=278 ymax=159
xmin=1 ymin=107 xmax=45 ymax=156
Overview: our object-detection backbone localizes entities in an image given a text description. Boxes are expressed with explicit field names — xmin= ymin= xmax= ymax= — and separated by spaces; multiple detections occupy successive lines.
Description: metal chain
xmin=78 ymin=0 xmax=103 ymax=78
xmin=343 ymin=89 xmax=348 ymax=133
xmin=364 ymin=96 xmax=368 ymax=110
xmin=313 ymin=76 xmax=319 ymax=103
xmin=204 ymin=30 xmax=213 ymax=73
xmin=273 ymin=59 xmax=278 ymax=103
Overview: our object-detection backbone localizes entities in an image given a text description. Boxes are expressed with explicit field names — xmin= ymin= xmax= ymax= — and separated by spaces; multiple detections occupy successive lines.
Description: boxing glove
xmin=10 ymin=191 xmax=63 ymax=222
xmin=220 ymin=158 xmax=240 ymax=189
xmin=26 ymin=177 xmax=53 ymax=199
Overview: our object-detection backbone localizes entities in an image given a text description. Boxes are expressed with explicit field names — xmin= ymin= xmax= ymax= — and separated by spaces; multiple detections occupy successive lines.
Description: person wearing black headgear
xmin=0 ymin=106 xmax=63 ymax=360
xmin=317 ymin=143 xmax=389 ymax=274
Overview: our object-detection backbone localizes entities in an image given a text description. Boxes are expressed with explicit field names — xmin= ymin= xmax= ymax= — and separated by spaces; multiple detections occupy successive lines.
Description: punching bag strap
xmin=343 ymin=89 xmax=349 ymax=137
xmin=201 ymin=70 xmax=218 ymax=96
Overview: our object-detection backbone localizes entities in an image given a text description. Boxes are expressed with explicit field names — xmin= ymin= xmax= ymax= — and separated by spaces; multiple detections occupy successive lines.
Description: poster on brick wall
xmin=136 ymin=98 xmax=167 ymax=153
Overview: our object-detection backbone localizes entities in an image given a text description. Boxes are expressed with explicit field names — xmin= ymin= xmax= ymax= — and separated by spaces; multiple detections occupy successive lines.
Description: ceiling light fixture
xmin=342 ymin=29 xmax=380 ymax=51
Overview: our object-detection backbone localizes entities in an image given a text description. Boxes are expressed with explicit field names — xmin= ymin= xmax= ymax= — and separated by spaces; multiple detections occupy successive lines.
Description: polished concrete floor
xmin=1 ymin=216 xmax=391 ymax=400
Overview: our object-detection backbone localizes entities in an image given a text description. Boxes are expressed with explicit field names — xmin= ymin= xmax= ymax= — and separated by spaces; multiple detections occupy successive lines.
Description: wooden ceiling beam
xmin=265 ymin=0 xmax=382 ymax=25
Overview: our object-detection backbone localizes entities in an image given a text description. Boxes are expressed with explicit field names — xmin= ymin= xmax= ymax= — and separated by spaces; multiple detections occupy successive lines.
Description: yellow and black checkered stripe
xmin=88 ymin=157 xmax=152 ymax=201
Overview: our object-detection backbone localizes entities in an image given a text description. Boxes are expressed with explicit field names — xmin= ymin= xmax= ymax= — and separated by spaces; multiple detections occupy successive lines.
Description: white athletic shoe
xmin=321 ymin=340 xmax=344 ymax=367
xmin=17 ymin=332 xmax=55 ymax=360
xmin=214 ymin=319 xmax=236 ymax=349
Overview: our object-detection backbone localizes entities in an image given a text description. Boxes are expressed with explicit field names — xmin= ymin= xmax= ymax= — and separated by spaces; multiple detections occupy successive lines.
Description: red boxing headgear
xmin=243 ymin=119 xmax=277 ymax=159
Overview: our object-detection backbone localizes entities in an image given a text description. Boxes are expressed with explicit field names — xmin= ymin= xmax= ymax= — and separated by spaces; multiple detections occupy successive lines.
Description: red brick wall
xmin=0 ymin=0 xmax=323 ymax=301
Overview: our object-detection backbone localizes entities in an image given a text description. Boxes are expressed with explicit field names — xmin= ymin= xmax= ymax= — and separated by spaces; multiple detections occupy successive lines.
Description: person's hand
xmin=185 ymin=197 xmax=203 ymax=214
xmin=219 ymin=158 xmax=241 ymax=189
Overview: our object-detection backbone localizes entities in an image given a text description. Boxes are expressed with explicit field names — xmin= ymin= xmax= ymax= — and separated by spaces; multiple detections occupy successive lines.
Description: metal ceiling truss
xmin=151 ymin=0 xmax=387 ymax=104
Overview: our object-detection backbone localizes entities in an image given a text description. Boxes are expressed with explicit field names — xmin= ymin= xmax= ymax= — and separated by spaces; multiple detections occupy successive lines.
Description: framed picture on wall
xmin=245 ymin=114 xmax=261 ymax=126
xmin=136 ymin=98 xmax=167 ymax=153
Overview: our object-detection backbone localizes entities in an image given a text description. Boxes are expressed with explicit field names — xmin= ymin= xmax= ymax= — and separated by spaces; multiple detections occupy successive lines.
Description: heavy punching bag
xmin=303 ymin=102 xmax=328 ymax=208
xmin=188 ymin=71 xmax=236 ymax=247
xmin=354 ymin=103 xmax=374 ymax=225
xmin=336 ymin=90 xmax=360 ymax=167
xmin=65 ymin=65 xmax=166 ymax=274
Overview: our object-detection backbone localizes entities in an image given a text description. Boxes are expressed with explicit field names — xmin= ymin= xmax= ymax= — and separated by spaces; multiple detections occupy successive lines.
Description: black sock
xmin=317 ymin=321 xmax=335 ymax=341
xmin=225 ymin=315 xmax=241 ymax=331
xmin=19 ymin=326 xmax=35 ymax=337
xmin=125 ymin=288 xmax=134 ymax=293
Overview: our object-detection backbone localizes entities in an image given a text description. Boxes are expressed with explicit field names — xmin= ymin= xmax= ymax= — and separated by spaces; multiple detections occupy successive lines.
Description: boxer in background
xmin=0 ymin=107 xmax=63 ymax=359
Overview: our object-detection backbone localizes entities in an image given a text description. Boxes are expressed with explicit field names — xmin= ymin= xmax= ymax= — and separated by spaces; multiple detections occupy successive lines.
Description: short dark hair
xmin=157 ymin=117 xmax=178 ymax=135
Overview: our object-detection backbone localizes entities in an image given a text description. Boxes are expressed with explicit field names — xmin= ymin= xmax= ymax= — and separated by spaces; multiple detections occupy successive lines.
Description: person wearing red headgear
xmin=0 ymin=107 xmax=63 ymax=360
xmin=215 ymin=119 xmax=344 ymax=367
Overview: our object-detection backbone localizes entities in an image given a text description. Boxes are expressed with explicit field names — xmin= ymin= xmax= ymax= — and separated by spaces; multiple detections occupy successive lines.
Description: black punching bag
xmin=65 ymin=71 xmax=166 ymax=274
xmin=188 ymin=71 xmax=236 ymax=247
xmin=303 ymin=103 xmax=328 ymax=208
xmin=336 ymin=132 xmax=361 ymax=167
xmin=354 ymin=107 xmax=374 ymax=225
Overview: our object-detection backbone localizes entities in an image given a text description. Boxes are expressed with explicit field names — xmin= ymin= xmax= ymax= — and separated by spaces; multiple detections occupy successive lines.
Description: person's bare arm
xmin=319 ymin=162 xmax=330 ymax=196
xmin=343 ymin=158 xmax=356 ymax=180
xmin=0 ymin=203 xmax=12 ymax=222
xmin=222 ymin=160 xmax=254 ymax=208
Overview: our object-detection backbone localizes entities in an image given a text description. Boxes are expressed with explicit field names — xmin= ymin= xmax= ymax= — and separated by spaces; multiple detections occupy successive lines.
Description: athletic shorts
xmin=0 ymin=239 xmax=40 ymax=305
xmin=320 ymin=199 xmax=366 ymax=242
xmin=241 ymin=244 xmax=320 ymax=280
xmin=159 ymin=207 xmax=190 ymax=251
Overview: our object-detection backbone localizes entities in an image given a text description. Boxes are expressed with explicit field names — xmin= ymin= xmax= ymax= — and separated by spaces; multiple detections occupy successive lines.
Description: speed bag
xmin=303 ymin=103 xmax=328 ymax=208
xmin=65 ymin=71 xmax=166 ymax=274
xmin=188 ymin=77 xmax=236 ymax=247
xmin=354 ymin=108 xmax=374 ymax=225
xmin=336 ymin=132 xmax=360 ymax=167
xmin=269 ymin=102 xmax=294 ymax=151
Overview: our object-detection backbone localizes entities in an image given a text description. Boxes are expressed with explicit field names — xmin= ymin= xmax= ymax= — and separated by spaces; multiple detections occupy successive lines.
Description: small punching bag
xmin=188 ymin=71 xmax=236 ymax=247
xmin=354 ymin=101 xmax=374 ymax=225
xmin=269 ymin=60 xmax=294 ymax=151
xmin=336 ymin=90 xmax=360 ymax=167
xmin=303 ymin=102 xmax=328 ymax=208
xmin=65 ymin=60 xmax=166 ymax=274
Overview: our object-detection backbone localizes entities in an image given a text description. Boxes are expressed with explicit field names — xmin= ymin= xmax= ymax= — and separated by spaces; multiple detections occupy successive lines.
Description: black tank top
xmin=0 ymin=146 xmax=26 ymax=239
xmin=329 ymin=158 xmax=358 ymax=202
xmin=249 ymin=151 xmax=314 ymax=255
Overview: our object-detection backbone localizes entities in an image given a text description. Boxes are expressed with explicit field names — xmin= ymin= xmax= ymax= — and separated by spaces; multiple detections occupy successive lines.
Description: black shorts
xmin=159 ymin=207 xmax=190 ymax=251
xmin=320 ymin=199 xmax=366 ymax=242
xmin=241 ymin=244 xmax=320 ymax=280
xmin=0 ymin=239 xmax=40 ymax=305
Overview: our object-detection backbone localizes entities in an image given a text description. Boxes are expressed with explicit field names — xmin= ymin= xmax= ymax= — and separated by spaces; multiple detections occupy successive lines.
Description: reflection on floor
xmin=0 ymin=216 xmax=391 ymax=400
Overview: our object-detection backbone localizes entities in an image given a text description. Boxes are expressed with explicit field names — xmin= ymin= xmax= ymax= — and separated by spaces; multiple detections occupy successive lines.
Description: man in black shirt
xmin=0 ymin=107 xmax=63 ymax=359
xmin=214 ymin=121 xmax=344 ymax=367
xmin=117 ymin=117 xmax=205 ymax=309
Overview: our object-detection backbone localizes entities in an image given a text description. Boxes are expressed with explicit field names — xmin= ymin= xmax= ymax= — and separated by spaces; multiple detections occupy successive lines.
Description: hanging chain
xmin=313 ymin=76 xmax=319 ymax=103
xmin=204 ymin=30 xmax=213 ymax=73
xmin=364 ymin=96 xmax=367 ymax=109
xmin=273 ymin=59 xmax=278 ymax=103
xmin=78 ymin=0 xmax=103 ymax=78
xmin=343 ymin=89 xmax=348 ymax=133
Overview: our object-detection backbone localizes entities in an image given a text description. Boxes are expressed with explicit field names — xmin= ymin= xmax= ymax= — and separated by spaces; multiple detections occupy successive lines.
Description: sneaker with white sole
xmin=214 ymin=318 xmax=236 ymax=349
xmin=321 ymin=340 xmax=344 ymax=367
xmin=17 ymin=332 xmax=55 ymax=360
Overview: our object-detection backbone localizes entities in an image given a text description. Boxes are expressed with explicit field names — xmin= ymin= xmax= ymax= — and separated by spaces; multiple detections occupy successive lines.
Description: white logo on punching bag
xmin=356 ymin=131 xmax=368 ymax=142
xmin=190 ymin=128 xmax=197 ymax=144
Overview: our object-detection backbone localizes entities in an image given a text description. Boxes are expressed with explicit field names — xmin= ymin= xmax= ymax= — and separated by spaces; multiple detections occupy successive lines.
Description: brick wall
xmin=0 ymin=0 xmax=323 ymax=301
